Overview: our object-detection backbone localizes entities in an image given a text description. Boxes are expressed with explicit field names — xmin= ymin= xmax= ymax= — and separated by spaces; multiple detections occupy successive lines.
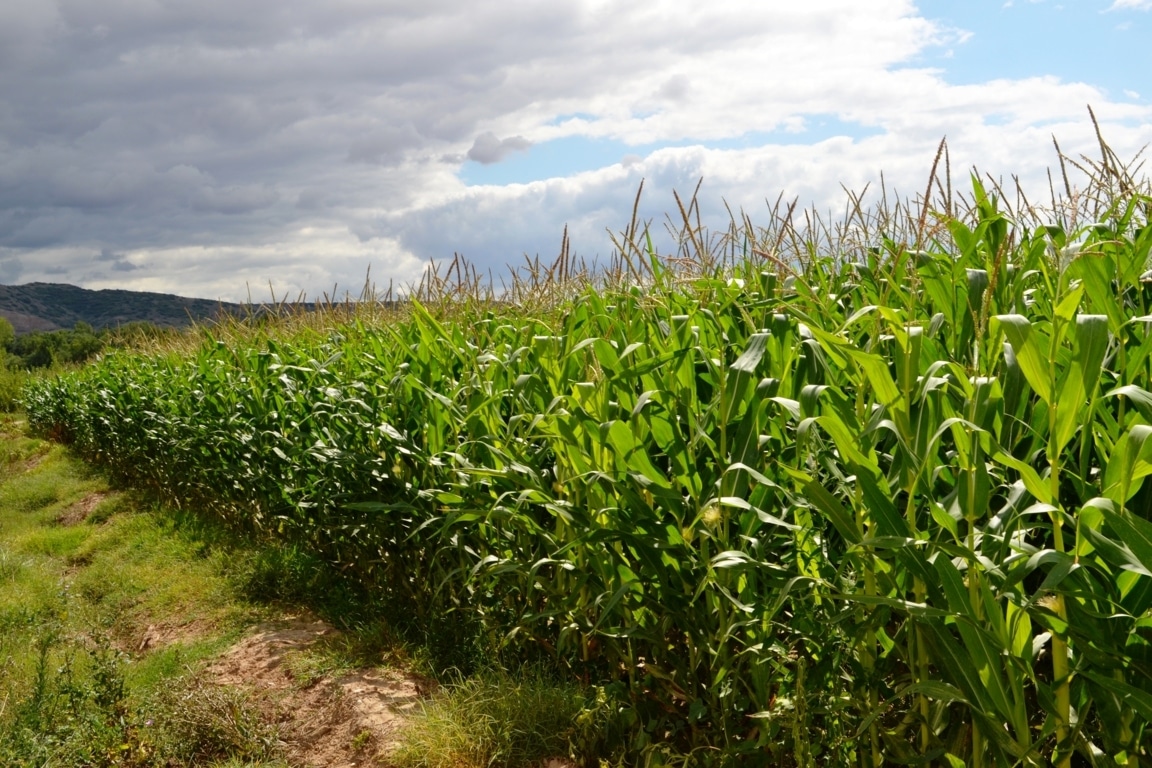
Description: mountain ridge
xmin=0 ymin=282 xmax=247 ymax=334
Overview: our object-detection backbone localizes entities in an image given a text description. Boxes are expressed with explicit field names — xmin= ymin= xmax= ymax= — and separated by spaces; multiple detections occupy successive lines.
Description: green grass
xmin=0 ymin=423 xmax=282 ymax=767
xmin=0 ymin=472 xmax=64 ymax=514
xmin=16 ymin=525 xmax=91 ymax=556
xmin=125 ymin=636 xmax=232 ymax=691
xmin=68 ymin=511 xmax=242 ymax=629
xmin=0 ymin=545 xmax=27 ymax=580
xmin=392 ymin=669 xmax=596 ymax=768
xmin=0 ymin=367 xmax=32 ymax=413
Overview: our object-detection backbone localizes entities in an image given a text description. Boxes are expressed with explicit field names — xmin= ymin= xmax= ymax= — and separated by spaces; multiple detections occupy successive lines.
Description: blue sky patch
xmin=916 ymin=0 xmax=1148 ymax=99
xmin=459 ymin=115 xmax=882 ymax=186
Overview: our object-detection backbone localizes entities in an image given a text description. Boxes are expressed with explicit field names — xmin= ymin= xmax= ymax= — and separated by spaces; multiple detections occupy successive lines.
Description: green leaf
xmin=1072 ymin=254 xmax=1125 ymax=329
xmin=930 ymin=501 xmax=960 ymax=540
xmin=992 ymin=450 xmax=1052 ymax=505
xmin=1106 ymin=384 xmax=1152 ymax=424
xmin=1052 ymin=314 xmax=1108 ymax=453
xmin=897 ymin=680 xmax=969 ymax=705
xmin=722 ymin=332 xmax=769 ymax=425
xmin=786 ymin=467 xmax=862 ymax=545
xmin=995 ymin=314 xmax=1052 ymax=405
xmin=1100 ymin=508 xmax=1152 ymax=576
xmin=1081 ymin=526 xmax=1152 ymax=578
xmin=1084 ymin=672 xmax=1152 ymax=722
xmin=730 ymin=331 xmax=769 ymax=375
xmin=843 ymin=346 xmax=902 ymax=408
xmin=1103 ymin=424 xmax=1152 ymax=503
xmin=1052 ymin=284 xmax=1084 ymax=324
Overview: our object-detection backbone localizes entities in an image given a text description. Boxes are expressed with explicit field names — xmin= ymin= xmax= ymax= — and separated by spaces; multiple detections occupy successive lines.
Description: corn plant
xmin=23 ymin=138 xmax=1152 ymax=765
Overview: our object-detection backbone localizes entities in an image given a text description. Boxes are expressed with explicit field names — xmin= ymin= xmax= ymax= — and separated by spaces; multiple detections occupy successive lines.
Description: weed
xmin=350 ymin=728 xmax=373 ymax=751
xmin=143 ymin=675 xmax=284 ymax=765
xmin=392 ymin=669 xmax=595 ymax=768
xmin=0 ymin=367 xmax=30 ymax=413
xmin=234 ymin=543 xmax=331 ymax=606
xmin=0 ymin=546 xmax=25 ymax=581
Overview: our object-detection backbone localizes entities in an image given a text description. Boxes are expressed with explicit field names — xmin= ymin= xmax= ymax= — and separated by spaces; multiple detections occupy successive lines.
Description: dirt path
xmin=207 ymin=618 xmax=428 ymax=767
xmin=49 ymin=489 xmax=433 ymax=766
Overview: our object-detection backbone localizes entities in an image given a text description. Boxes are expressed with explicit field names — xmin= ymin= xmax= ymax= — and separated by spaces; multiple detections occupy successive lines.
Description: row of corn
xmin=23 ymin=178 xmax=1152 ymax=765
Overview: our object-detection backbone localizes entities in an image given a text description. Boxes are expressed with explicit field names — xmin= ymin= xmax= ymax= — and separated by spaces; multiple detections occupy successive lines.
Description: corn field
xmin=22 ymin=136 xmax=1152 ymax=766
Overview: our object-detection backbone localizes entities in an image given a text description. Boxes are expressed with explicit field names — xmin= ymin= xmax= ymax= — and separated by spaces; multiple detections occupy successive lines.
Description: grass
xmin=392 ymin=669 xmax=596 ymax=768
xmin=0 ymin=367 xmax=31 ymax=413
xmin=140 ymin=676 xmax=286 ymax=767
xmin=0 ymin=415 xmax=282 ymax=766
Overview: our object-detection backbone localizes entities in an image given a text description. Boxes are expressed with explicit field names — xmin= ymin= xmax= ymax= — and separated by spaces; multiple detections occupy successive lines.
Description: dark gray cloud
xmin=466 ymin=132 xmax=532 ymax=164
xmin=2 ymin=0 xmax=955 ymax=300
xmin=1 ymin=0 xmax=1145 ymax=301
xmin=295 ymin=189 xmax=327 ymax=211
xmin=97 ymin=248 xmax=138 ymax=272
xmin=0 ymin=0 xmax=608 ymax=297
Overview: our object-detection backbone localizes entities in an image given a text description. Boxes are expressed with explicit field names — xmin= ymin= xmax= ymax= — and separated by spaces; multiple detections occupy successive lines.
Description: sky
xmin=0 ymin=0 xmax=1150 ymax=302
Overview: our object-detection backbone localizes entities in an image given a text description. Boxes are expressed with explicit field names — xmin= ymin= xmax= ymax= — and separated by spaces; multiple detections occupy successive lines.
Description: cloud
xmin=92 ymin=247 xmax=139 ymax=273
xmin=295 ymin=189 xmax=327 ymax=210
xmin=381 ymin=88 xmax=1152 ymax=280
xmin=466 ymin=132 xmax=532 ymax=164
xmin=1108 ymin=0 xmax=1152 ymax=9
xmin=0 ymin=254 xmax=23 ymax=283
xmin=654 ymin=74 xmax=690 ymax=103
xmin=0 ymin=0 xmax=1148 ymax=300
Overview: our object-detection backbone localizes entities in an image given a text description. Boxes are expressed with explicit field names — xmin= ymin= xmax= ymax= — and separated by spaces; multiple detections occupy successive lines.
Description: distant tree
xmin=0 ymin=316 xmax=14 ymax=353
xmin=9 ymin=323 xmax=106 ymax=369
xmin=61 ymin=322 xmax=104 ymax=363
xmin=11 ymin=332 xmax=57 ymax=368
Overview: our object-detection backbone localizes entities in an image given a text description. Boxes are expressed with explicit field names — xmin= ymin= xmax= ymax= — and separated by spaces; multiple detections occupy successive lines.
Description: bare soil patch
xmin=56 ymin=491 xmax=109 ymax=525
xmin=17 ymin=451 xmax=51 ymax=475
xmin=207 ymin=617 xmax=428 ymax=767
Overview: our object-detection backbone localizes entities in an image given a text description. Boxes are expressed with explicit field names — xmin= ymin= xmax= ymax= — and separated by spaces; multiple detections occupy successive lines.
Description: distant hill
xmin=0 ymin=282 xmax=247 ymax=334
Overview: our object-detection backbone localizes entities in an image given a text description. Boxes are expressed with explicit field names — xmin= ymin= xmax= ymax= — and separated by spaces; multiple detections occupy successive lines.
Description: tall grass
xmin=392 ymin=670 xmax=591 ymax=768
xmin=23 ymin=130 xmax=1152 ymax=765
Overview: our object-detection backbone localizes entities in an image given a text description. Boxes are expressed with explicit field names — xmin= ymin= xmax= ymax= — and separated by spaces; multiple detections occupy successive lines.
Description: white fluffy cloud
xmin=0 ymin=0 xmax=1149 ymax=301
